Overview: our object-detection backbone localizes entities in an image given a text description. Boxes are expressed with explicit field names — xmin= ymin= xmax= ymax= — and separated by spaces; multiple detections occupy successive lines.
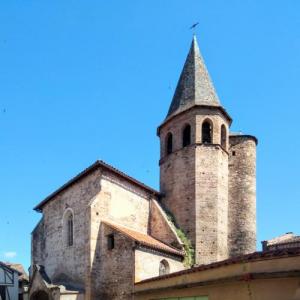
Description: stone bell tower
xmin=158 ymin=36 xmax=256 ymax=265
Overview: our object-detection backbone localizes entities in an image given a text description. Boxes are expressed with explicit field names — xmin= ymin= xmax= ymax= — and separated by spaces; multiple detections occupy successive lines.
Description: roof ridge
xmin=34 ymin=160 xmax=160 ymax=212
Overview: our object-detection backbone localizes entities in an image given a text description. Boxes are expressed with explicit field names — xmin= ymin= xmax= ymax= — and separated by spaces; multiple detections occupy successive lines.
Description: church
xmin=29 ymin=36 xmax=258 ymax=300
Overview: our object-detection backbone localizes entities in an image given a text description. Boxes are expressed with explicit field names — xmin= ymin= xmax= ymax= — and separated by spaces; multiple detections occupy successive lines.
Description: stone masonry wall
xmin=159 ymin=107 xmax=230 ymax=265
xmin=99 ymin=170 xmax=151 ymax=233
xmin=31 ymin=218 xmax=45 ymax=268
xmin=194 ymin=111 xmax=229 ymax=264
xmin=160 ymin=109 xmax=197 ymax=248
xmin=149 ymin=199 xmax=183 ymax=249
xmin=97 ymin=224 xmax=135 ymax=300
xmin=87 ymin=170 xmax=156 ymax=298
xmin=35 ymin=168 xmax=102 ymax=290
xmin=195 ymin=144 xmax=228 ymax=264
xmin=228 ymin=135 xmax=256 ymax=257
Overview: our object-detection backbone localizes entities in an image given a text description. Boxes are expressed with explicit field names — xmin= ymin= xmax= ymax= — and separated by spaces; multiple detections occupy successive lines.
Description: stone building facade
xmin=30 ymin=36 xmax=257 ymax=299
xmin=30 ymin=162 xmax=184 ymax=300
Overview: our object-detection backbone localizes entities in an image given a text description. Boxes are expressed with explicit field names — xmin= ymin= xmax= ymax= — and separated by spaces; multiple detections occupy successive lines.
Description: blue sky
xmin=0 ymin=1 xmax=299 ymax=269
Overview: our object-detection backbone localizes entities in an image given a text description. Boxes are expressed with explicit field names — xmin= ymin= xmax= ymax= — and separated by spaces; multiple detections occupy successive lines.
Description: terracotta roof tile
xmin=263 ymin=233 xmax=300 ymax=246
xmin=5 ymin=263 xmax=29 ymax=281
xmin=102 ymin=220 xmax=184 ymax=257
xmin=0 ymin=262 xmax=22 ymax=276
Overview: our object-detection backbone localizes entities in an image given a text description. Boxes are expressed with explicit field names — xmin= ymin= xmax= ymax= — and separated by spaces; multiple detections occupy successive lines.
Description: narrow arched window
xmin=63 ymin=209 xmax=74 ymax=247
xmin=221 ymin=125 xmax=227 ymax=149
xmin=166 ymin=133 xmax=173 ymax=155
xmin=67 ymin=214 xmax=73 ymax=246
xmin=202 ymin=120 xmax=213 ymax=144
xmin=159 ymin=259 xmax=170 ymax=276
xmin=182 ymin=124 xmax=191 ymax=147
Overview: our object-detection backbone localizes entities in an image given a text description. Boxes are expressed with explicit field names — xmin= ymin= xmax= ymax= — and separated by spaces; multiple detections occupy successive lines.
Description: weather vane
xmin=189 ymin=22 xmax=199 ymax=34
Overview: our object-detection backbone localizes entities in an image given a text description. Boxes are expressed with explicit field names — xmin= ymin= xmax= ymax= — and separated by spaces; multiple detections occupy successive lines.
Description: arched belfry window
xmin=221 ymin=124 xmax=227 ymax=149
xmin=202 ymin=120 xmax=213 ymax=144
xmin=165 ymin=133 xmax=173 ymax=155
xmin=159 ymin=259 xmax=170 ymax=276
xmin=63 ymin=209 xmax=74 ymax=247
xmin=182 ymin=124 xmax=191 ymax=147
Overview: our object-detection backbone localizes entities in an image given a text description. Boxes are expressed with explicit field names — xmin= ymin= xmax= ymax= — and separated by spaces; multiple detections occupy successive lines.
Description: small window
xmin=182 ymin=124 xmax=191 ymax=147
xmin=67 ymin=214 xmax=73 ymax=246
xmin=232 ymin=151 xmax=236 ymax=156
xmin=166 ymin=133 xmax=173 ymax=155
xmin=221 ymin=125 xmax=227 ymax=149
xmin=159 ymin=259 xmax=170 ymax=276
xmin=202 ymin=120 xmax=213 ymax=144
xmin=63 ymin=209 xmax=74 ymax=247
xmin=107 ymin=234 xmax=114 ymax=250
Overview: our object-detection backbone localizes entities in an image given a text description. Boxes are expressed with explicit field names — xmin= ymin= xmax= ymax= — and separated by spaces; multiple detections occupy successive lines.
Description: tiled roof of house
xmin=0 ymin=262 xmax=20 ymax=274
xmin=34 ymin=160 xmax=160 ymax=212
xmin=263 ymin=233 xmax=300 ymax=246
xmin=6 ymin=263 xmax=29 ymax=282
xmin=135 ymin=247 xmax=300 ymax=284
xmin=102 ymin=220 xmax=184 ymax=257
xmin=262 ymin=233 xmax=300 ymax=251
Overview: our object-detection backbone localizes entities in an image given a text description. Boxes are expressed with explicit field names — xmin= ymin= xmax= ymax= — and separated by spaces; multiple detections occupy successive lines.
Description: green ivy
xmin=166 ymin=212 xmax=195 ymax=267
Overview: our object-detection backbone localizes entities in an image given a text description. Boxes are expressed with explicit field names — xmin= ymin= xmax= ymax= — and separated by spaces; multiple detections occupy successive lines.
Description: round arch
xmin=62 ymin=208 xmax=74 ymax=247
xmin=159 ymin=259 xmax=170 ymax=276
xmin=201 ymin=118 xmax=213 ymax=144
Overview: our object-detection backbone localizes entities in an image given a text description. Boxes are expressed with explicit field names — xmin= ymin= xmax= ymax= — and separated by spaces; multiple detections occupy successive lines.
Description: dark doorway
xmin=30 ymin=291 xmax=49 ymax=300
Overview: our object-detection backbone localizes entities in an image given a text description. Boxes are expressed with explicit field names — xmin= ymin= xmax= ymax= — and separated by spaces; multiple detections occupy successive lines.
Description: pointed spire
xmin=166 ymin=36 xmax=221 ymax=118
